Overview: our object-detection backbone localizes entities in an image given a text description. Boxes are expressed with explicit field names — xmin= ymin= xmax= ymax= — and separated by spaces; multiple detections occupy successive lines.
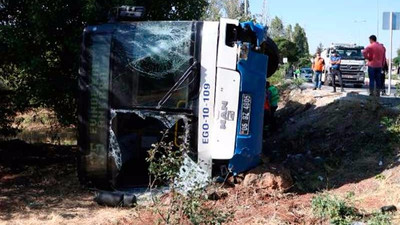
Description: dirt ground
xmin=2 ymin=86 xmax=400 ymax=224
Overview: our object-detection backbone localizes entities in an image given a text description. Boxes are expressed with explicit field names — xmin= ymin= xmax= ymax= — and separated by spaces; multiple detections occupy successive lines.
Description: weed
xmin=312 ymin=193 xmax=358 ymax=225
xmin=269 ymin=66 xmax=286 ymax=86
xmin=312 ymin=193 xmax=392 ymax=225
xmin=367 ymin=212 xmax=392 ymax=225
xmin=292 ymin=77 xmax=305 ymax=90
xmin=375 ymin=174 xmax=386 ymax=181
xmin=146 ymin=130 xmax=231 ymax=225
xmin=395 ymin=83 xmax=400 ymax=97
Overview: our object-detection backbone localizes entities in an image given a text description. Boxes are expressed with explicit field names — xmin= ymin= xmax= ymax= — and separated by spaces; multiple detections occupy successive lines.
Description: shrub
xmin=146 ymin=130 xmax=231 ymax=225
xmin=312 ymin=192 xmax=392 ymax=225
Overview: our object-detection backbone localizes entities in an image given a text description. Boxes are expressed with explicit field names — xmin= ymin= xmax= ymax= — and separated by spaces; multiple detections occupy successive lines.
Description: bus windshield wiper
xmin=157 ymin=61 xmax=198 ymax=109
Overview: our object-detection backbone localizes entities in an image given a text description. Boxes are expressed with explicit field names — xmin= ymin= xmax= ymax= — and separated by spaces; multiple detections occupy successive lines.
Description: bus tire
xmin=261 ymin=37 xmax=279 ymax=77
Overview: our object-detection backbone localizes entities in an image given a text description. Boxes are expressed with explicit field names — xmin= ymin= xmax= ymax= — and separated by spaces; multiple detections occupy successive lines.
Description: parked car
xmin=300 ymin=67 xmax=313 ymax=82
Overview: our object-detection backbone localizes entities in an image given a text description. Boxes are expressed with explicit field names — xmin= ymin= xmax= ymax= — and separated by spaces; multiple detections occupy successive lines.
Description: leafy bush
xmin=292 ymin=77 xmax=305 ymax=90
xmin=312 ymin=193 xmax=392 ymax=225
xmin=395 ymin=83 xmax=400 ymax=97
xmin=146 ymin=131 xmax=231 ymax=225
xmin=312 ymin=192 xmax=359 ymax=225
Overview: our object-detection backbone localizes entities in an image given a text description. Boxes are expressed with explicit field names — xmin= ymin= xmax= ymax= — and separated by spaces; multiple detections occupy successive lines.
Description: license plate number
xmin=239 ymin=94 xmax=251 ymax=135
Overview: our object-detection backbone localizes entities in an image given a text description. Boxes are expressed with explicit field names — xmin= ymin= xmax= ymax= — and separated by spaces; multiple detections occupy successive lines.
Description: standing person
xmin=294 ymin=68 xmax=300 ymax=79
xmin=362 ymin=35 xmax=386 ymax=97
xmin=330 ymin=50 xmax=345 ymax=92
xmin=381 ymin=60 xmax=388 ymax=95
xmin=312 ymin=52 xmax=325 ymax=90
xmin=264 ymin=82 xmax=279 ymax=132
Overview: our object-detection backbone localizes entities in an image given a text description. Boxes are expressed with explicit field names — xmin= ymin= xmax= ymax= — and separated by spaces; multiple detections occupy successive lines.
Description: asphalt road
xmin=302 ymin=78 xmax=399 ymax=97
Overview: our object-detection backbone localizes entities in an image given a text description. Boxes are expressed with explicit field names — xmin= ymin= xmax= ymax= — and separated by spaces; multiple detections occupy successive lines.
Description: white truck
xmin=321 ymin=43 xmax=366 ymax=87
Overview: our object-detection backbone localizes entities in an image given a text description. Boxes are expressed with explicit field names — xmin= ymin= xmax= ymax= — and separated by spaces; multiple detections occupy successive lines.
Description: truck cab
xmin=321 ymin=43 xmax=366 ymax=87
xmin=78 ymin=15 xmax=279 ymax=188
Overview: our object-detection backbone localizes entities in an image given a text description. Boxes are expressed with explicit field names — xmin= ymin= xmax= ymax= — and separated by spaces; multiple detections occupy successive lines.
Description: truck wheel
xmin=261 ymin=37 xmax=279 ymax=77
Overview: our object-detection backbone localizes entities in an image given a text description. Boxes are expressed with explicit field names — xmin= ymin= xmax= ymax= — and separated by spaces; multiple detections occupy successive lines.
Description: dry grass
xmin=2 ymin=108 xmax=76 ymax=145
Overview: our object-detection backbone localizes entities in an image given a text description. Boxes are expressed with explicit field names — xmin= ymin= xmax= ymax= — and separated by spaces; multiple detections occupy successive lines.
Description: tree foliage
xmin=0 ymin=0 xmax=208 ymax=136
xmin=269 ymin=18 xmax=310 ymax=67
xmin=204 ymin=0 xmax=223 ymax=21
xmin=316 ymin=43 xmax=324 ymax=55
xmin=274 ymin=37 xmax=298 ymax=64
xmin=269 ymin=16 xmax=285 ymax=40
xmin=293 ymin=23 xmax=309 ymax=57
xmin=394 ymin=57 xmax=400 ymax=68
xmin=285 ymin=24 xmax=293 ymax=41
xmin=204 ymin=0 xmax=251 ymax=21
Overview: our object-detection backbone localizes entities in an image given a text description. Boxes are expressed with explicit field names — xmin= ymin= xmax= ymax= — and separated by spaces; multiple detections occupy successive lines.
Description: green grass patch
xmin=312 ymin=193 xmax=392 ymax=225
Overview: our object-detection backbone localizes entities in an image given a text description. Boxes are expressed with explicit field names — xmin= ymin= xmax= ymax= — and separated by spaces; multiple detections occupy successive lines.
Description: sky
xmin=250 ymin=0 xmax=400 ymax=57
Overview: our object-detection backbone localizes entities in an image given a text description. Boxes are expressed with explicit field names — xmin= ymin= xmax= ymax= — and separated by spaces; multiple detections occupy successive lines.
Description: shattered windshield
xmin=111 ymin=22 xmax=198 ymax=109
xmin=336 ymin=48 xmax=364 ymax=60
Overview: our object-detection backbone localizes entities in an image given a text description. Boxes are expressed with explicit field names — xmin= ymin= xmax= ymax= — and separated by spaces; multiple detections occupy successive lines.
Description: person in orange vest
xmin=312 ymin=52 xmax=325 ymax=90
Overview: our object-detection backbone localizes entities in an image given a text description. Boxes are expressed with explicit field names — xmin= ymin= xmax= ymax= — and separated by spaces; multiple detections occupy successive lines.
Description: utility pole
xmin=377 ymin=0 xmax=380 ymax=38
xmin=261 ymin=0 xmax=267 ymax=24
xmin=383 ymin=12 xmax=399 ymax=95
xmin=244 ymin=0 xmax=247 ymax=17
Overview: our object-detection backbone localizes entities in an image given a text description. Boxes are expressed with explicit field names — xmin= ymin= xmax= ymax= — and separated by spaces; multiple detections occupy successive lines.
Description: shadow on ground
xmin=0 ymin=141 xmax=94 ymax=221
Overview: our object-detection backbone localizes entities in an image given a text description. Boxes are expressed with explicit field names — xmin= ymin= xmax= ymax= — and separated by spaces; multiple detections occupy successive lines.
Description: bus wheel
xmin=261 ymin=37 xmax=279 ymax=77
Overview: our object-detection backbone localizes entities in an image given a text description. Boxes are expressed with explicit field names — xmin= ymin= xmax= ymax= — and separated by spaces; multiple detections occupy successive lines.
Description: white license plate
xmin=239 ymin=94 xmax=251 ymax=135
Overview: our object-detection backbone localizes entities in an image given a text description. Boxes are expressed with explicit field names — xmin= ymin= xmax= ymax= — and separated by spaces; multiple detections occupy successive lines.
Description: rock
xmin=243 ymin=173 xmax=259 ymax=187
xmin=381 ymin=205 xmax=397 ymax=213
xmin=206 ymin=190 xmax=229 ymax=201
xmin=258 ymin=173 xmax=276 ymax=189
xmin=243 ymin=166 xmax=293 ymax=192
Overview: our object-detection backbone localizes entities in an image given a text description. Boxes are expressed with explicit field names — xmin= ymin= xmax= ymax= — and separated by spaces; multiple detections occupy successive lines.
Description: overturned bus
xmin=78 ymin=16 xmax=279 ymax=188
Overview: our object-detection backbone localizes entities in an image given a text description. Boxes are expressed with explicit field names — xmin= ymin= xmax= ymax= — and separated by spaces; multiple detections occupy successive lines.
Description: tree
xmin=293 ymin=23 xmax=309 ymax=57
xmin=316 ymin=43 xmax=324 ymax=55
xmin=204 ymin=0 xmax=251 ymax=21
xmin=274 ymin=37 xmax=298 ymax=64
xmin=222 ymin=0 xmax=241 ymax=19
xmin=204 ymin=0 xmax=223 ymax=20
xmin=394 ymin=49 xmax=400 ymax=68
xmin=285 ymin=24 xmax=293 ymax=41
xmin=0 ymin=0 xmax=209 ymax=135
xmin=394 ymin=57 xmax=400 ymax=68
xmin=269 ymin=16 xmax=285 ymax=40
xmin=298 ymin=57 xmax=312 ymax=68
